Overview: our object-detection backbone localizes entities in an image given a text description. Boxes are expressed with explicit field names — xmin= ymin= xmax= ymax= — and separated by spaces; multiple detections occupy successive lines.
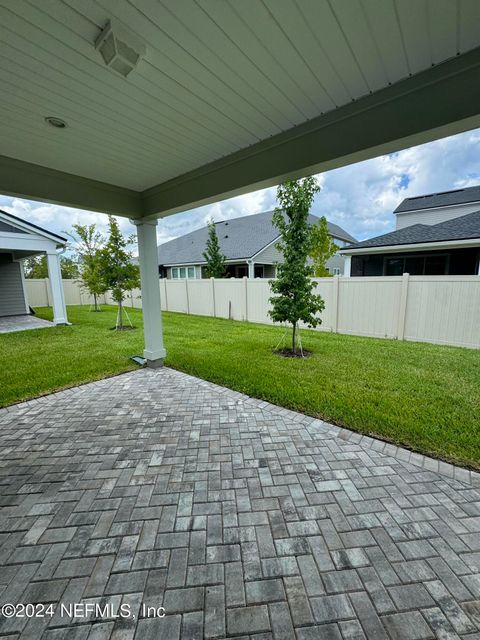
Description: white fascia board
xmin=0 ymin=233 xmax=59 ymax=253
xmin=339 ymin=237 xmax=480 ymax=255
xmin=0 ymin=211 xmax=66 ymax=246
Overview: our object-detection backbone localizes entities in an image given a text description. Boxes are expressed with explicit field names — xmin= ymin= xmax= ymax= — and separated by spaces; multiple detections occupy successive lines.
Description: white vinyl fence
xmin=25 ymin=275 xmax=480 ymax=349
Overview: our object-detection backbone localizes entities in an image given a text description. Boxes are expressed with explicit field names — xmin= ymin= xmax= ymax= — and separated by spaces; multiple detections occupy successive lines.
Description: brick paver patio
xmin=0 ymin=368 xmax=479 ymax=639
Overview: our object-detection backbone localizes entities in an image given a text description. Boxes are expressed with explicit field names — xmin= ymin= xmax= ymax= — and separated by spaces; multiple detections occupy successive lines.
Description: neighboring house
xmin=340 ymin=186 xmax=480 ymax=276
xmin=0 ymin=210 xmax=69 ymax=324
xmin=157 ymin=210 xmax=356 ymax=279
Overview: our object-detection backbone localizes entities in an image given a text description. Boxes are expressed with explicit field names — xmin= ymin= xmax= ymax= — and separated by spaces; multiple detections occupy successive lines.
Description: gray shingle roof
xmin=157 ymin=210 xmax=356 ymax=266
xmin=395 ymin=184 xmax=480 ymax=213
xmin=343 ymin=210 xmax=480 ymax=250
xmin=0 ymin=209 xmax=67 ymax=243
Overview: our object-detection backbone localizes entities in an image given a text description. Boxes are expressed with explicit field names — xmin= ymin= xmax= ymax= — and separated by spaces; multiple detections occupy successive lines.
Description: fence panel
xmin=246 ymin=279 xmax=271 ymax=324
xmin=164 ymin=281 xmax=188 ymax=313
xmin=24 ymin=275 xmax=480 ymax=348
xmin=213 ymin=278 xmax=246 ymax=320
xmin=337 ymin=277 xmax=401 ymax=339
xmin=24 ymin=279 xmax=49 ymax=307
xmin=311 ymin=279 xmax=335 ymax=331
xmin=186 ymin=280 xmax=215 ymax=317
xmin=404 ymin=276 xmax=480 ymax=348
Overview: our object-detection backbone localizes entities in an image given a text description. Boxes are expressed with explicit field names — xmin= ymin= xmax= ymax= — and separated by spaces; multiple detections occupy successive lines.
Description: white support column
xmin=248 ymin=260 xmax=255 ymax=279
xmin=134 ymin=219 xmax=166 ymax=367
xmin=46 ymin=250 xmax=68 ymax=325
xmin=343 ymin=255 xmax=351 ymax=277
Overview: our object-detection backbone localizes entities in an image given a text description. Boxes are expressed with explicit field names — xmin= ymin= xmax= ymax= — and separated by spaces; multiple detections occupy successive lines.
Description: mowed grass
xmin=1 ymin=305 xmax=479 ymax=469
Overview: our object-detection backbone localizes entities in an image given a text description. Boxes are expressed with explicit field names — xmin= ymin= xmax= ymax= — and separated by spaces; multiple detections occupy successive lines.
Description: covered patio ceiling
xmin=1 ymin=0 xmax=480 ymax=220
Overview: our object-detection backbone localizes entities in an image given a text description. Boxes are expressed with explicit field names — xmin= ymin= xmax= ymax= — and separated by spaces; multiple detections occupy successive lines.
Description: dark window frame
xmin=382 ymin=252 xmax=449 ymax=276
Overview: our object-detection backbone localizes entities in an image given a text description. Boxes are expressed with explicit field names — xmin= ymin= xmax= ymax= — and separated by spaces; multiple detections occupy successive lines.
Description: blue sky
xmin=1 ymin=127 xmax=479 ymax=247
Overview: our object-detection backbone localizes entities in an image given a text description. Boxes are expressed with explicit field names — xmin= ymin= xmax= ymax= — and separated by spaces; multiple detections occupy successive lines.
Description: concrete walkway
xmin=0 ymin=315 xmax=54 ymax=334
xmin=0 ymin=368 xmax=479 ymax=639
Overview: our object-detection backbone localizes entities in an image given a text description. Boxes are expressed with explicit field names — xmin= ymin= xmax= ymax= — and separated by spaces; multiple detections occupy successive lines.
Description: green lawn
xmin=1 ymin=305 xmax=479 ymax=470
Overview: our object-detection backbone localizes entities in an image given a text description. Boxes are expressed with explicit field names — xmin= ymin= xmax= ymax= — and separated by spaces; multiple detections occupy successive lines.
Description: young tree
xmin=310 ymin=216 xmax=339 ymax=277
xmin=59 ymin=256 xmax=80 ymax=279
xmin=68 ymin=224 xmax=106 ymax=311
xmin=23 ymin=255 xmax=79 ymax=279
xmin=23 ymin=255 xmax=48 ymax=279
xmin=99 ymin=216 xmax=140 ymax=330
xmin=269 ymin=177 xmax=325 ymax=355
xmin=203 ymin=220 xmax=226 ymax=278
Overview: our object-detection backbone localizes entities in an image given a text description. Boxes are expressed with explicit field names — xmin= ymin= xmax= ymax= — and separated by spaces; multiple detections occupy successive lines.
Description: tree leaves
xmin=269 ymin=177 xmax=325 ymax=351
xmin=203 ymin=220 xmax=227 ymax=278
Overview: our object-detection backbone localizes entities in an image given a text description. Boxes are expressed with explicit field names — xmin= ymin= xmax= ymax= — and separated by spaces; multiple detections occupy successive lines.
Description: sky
xmin=1 ymin=127 xmax=479 ymax=249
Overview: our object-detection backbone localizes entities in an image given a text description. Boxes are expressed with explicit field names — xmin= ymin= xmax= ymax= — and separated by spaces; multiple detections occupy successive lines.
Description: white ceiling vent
xmin=95 ymin=20 xmax=146 ymax=77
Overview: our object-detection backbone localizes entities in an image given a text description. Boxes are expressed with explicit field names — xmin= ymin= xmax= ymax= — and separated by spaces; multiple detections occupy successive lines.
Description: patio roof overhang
xmin=1 ymin=1 xmax=480 ymax=221
xmin=2 ymin=0 xmax=480 ymax=365
xmin=2 ymin=45 xmax=480 ymax=219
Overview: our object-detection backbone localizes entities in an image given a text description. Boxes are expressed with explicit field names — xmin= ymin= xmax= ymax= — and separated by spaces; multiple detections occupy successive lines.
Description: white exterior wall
xmin=395 ymin=202 xmax=480 ymax=229
xmin=26 ymin=276 xmax=480 ymax=349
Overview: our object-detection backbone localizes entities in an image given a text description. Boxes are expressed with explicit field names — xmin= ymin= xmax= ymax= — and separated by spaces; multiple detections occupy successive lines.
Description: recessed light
xmin=45 ymin=116 xmax=67 ymax=129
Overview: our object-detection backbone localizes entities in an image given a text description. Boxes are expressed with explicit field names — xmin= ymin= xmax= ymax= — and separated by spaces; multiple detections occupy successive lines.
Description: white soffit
xmin=0 ymin=0 xmax=479 ymax=191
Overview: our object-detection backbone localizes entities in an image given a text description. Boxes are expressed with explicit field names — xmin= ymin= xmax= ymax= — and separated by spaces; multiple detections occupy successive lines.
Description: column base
xmin=146 ymin=358 xmax=164 ymax=369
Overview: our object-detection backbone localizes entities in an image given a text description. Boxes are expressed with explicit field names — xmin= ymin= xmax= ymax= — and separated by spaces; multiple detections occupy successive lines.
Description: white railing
xmin=25 ymin=275 xmax=480 ymax=349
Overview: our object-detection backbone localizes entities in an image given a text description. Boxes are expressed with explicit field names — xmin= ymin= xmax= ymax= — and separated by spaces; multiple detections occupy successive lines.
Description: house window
xmin=254 ymin=265 xmax=264 ymax=278
xmin=424 ymin=254 xmax=448 ymax=275
xmin=384 ymin=253 xmax=448 ymax=276
xmin=235 ymin=265 xmax=248 ymax=278
xmin=385 ymin=257 xmax=404 ymax=276
xmin=171 ymin=266 xmax=196 ymax=279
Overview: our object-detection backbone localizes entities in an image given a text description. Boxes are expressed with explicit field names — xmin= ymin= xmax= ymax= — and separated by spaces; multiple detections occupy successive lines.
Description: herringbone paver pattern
xmin=0 ymin=368 xmax=479 ymax=639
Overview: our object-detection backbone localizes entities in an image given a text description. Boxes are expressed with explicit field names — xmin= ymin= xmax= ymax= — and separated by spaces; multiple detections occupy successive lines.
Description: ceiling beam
xmin=142 ymin=46 xmax=480 ymax=219
xmin=0 ymin=155 xmax=142 ymax=217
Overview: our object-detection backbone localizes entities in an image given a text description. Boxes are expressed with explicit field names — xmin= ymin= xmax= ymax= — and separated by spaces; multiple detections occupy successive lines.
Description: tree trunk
xmin=93 ymin=293 xmax=98 ymax=312
xmin=118 ymin=299 xmax=123 ymax=330
xmin=292 ymin=322 xmax=297 ymax=354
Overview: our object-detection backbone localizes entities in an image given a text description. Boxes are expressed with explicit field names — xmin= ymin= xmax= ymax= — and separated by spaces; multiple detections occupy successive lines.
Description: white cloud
xmin=1 ymin=127 xmax=479 ymax=246
xmin=310 ymin=129 xmax=480 ymax=239
xmin=0 ymin=198 xmax=135 ymax=251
